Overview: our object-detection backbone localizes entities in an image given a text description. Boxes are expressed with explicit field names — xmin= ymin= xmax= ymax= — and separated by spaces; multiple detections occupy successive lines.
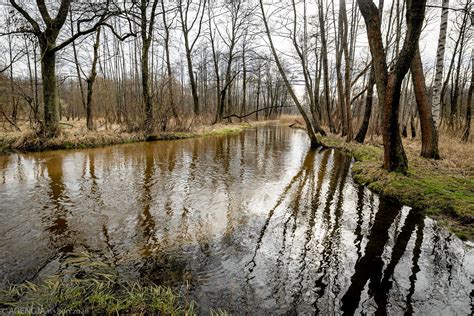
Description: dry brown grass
xmin=0 ymin=118 xmax=278 ymax=152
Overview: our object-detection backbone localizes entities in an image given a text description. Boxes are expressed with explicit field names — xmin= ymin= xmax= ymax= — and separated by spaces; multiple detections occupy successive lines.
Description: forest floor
xmin=319 ymin=132 xmax=474 ymax=241
xmin=0 ymin=119 xmax=271 ymax=153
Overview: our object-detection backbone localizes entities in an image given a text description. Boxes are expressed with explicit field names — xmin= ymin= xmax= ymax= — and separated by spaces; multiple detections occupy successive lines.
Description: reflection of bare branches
xmin=245 ymin=148 xmax=319 ymax=273
xmin=289 ymin=149 xmax=331 ymax=308
xmin=271 ymin=150 xmax=329 ymax=301
xmin=313 ymin=151 xmax=351 ymax=311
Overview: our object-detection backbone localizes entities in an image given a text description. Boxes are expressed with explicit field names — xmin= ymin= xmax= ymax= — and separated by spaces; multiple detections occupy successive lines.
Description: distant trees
xmin=0 ymin=0 xmax=472 ymax=170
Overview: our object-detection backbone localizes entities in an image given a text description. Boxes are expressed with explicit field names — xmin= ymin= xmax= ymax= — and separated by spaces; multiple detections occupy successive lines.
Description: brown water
xmin=0 ymin=125 xmax=472 ymax=314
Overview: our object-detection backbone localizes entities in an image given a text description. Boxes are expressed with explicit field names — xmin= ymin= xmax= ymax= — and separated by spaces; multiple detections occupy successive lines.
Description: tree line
xmin=0 ymin=0 xmax=472 ymax=173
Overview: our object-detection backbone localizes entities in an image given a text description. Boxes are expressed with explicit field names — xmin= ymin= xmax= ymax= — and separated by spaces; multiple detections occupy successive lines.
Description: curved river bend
xmin=0 ymin=125 xmax=472 ymax=314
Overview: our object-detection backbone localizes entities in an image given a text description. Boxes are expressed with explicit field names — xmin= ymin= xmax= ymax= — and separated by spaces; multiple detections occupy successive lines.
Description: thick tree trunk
xmin=357 ymin=0 xmax=426 ymax=173
xmin=383 ymin=76 xmax=408 ymax=172
xmin=410 ymin=49 xmax=440 ymax=159
xmin=142 ymin=40 xmax=153 ymax=133
xmin=40 ymin=48 xmax=60 ymax=137
xmin=355 ymin=68 xmax=375 ymax=143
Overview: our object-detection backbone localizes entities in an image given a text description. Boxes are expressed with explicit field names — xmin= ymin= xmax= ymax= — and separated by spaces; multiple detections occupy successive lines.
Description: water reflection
xmin=0 ymin=126 xmax=472 ymax=314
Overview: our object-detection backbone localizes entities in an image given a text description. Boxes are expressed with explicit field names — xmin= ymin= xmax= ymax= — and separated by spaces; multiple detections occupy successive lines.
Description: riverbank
xmin=320 ymin=134 xmax=474 ymax=241
xmin=0 ymin=120 xmax=268 ymax=153
xmin=0 ymin=251 xmax=221 ymax=315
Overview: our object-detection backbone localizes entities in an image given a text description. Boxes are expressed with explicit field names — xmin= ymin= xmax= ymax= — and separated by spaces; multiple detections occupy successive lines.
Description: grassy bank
xmin=0 ymin=251 xmax=225 ymax=315
xmin=0 ymin=120 xmax=267 ymax=153
xmin=320 ymin=134 xmax=474 ymax=241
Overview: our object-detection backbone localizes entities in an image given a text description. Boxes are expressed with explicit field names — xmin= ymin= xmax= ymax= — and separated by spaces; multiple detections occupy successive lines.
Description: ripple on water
xmin=0 ymin=125 xmax=472 ymax=314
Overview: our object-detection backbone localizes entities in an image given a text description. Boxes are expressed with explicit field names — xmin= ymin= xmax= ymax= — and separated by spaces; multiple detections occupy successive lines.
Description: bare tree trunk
xmin=70 ymin=9 xmax=86 ymax=113
xmin=341 ymin=0 xmax=353 ymax=141
xmin=355 ymin=69 xmax=375 ymax=143
xmin=317 ymin=0 xmax=336 ymax=133
xmin=40 ymin=47 xmax=61 ymax=136
xmin=161 ymin=0 xmax=178 ymax=122
xmin=178 ymin=0 xmax=207 ymax=116
xmin=140 ymin=0 xmax=159 ymax=133
xmin=461 ymin=14 xmax=473 ymax=142
xmin=410 ymin=48 xmax=440 ymax=159
xmin=431 ymin=0 xmax=449 ymax=128
xmin=85 ymin=28 xmax=101 ymax=130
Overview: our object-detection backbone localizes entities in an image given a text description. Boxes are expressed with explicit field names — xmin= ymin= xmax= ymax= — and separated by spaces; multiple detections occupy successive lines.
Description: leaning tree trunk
xmin=431 ymin=0 xmax=449 ymax=128
xmin=410 ymin=48 xmax=440 ymax=159
xmin=40 ymin=47 xmax=60 ymax=137
xmin=355 ymin=68 xmax=375 ymax=143
xmin=258 ymin=0 xmax=321 ymax=147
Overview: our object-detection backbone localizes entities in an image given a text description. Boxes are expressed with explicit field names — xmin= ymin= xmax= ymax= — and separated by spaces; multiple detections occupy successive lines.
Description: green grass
xmin=0 ymin=252 xmax=220 ymax=315
xmin=321 ymin=136 xmax=474 ymax=241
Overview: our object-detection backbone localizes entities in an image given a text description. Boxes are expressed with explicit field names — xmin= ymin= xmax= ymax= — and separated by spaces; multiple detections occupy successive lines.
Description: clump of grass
xmin=0 ymin=252 xmax=197 ymax=315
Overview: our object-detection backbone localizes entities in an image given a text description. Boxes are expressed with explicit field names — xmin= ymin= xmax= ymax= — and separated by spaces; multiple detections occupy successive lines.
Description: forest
xmin=0 ymin=0 xmax=473 ymax=314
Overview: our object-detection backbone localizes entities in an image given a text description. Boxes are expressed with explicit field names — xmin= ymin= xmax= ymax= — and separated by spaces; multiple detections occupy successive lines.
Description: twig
xmin=0 ymin=109 xmax=21 ymax=132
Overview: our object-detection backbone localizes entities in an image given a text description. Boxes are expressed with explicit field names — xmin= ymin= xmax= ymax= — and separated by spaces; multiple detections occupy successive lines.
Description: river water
xmin=0 ymin=125 xmax=472 ymax=314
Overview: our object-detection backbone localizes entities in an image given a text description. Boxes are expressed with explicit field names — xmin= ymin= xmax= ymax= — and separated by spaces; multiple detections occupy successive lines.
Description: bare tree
xmin=9 ymin=0 xmax=113 ymax=136
xmin=178 ymin=0 xmax=207 ymax=115
xmin=357 ymin=0 xmax=427 ymax=172
xmin=85 ymin=27 xmax=101 ymax=130
xmin=432 ymin=0 xmax=450 ymax=128
xmin=410 ymin=48 xmax=440 ymax=158
xmin=258 ymin=0 xmax=321 ymax=147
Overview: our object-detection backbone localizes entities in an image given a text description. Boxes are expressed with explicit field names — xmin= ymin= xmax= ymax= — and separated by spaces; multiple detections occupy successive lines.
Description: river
xmin=0 ymin=125 xmax=472 ymax=314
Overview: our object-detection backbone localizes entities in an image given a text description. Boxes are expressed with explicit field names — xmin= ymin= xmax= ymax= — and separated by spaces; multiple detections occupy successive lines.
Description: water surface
xmin=0 ymin=126 xmax=472 ymax=314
